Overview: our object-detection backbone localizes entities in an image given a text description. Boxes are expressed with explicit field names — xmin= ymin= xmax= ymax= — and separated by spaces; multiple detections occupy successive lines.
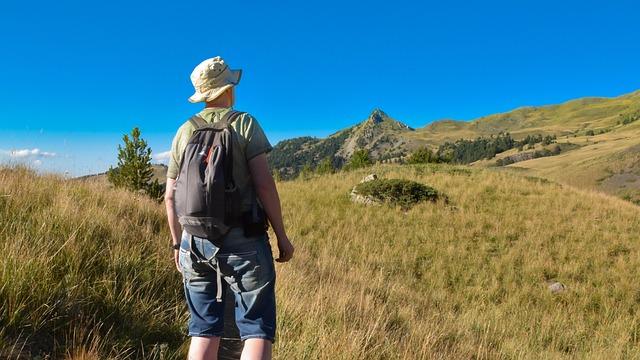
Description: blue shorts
xmin=178 ymin=228 xmax=276 ymax=342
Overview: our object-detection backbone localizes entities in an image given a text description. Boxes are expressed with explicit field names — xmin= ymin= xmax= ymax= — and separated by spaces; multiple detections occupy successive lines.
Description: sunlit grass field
xmin=496 ymin=120 xmax=640 ymax=202
xmin=2 ymin=164 xmax=640 ymax=359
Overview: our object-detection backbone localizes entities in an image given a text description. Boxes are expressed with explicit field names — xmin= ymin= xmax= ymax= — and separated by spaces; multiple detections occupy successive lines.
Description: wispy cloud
xmin=3 ymin=148 xmax=57 ymax=159
xmin=154 ymin=150 xmax=171 ymax=163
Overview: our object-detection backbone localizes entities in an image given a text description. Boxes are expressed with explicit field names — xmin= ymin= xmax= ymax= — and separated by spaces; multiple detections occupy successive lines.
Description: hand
xmin=174 ymin=249 xmax=181 ymax=273
xmin=276 ymin=236 xmax=295 ymax=263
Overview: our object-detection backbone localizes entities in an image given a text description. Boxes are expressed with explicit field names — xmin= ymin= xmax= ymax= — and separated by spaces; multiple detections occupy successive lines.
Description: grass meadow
xmin=2 ymin=163 xmax=640 ymax=359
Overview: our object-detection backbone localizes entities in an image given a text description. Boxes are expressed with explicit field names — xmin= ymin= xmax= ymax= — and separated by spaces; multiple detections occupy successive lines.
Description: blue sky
xmin=1 ymin=0 xmax=639 ymax=176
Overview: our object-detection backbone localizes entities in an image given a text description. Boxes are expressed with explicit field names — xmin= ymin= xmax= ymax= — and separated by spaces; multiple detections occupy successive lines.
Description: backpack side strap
xmin=189 ymin=115 xmax=208 ymax=129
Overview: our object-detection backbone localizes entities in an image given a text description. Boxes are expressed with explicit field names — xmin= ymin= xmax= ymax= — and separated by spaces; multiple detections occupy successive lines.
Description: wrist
xmin=276 ymin=233 xmax=289 ymax=242
xmin=171 ymin=243 xmax=180 ymax=250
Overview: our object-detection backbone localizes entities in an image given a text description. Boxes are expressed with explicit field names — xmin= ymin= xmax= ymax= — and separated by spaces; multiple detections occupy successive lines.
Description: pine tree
xmin=344 ymin=149 xmax=372 ymax=171
xmin=315 ymin=157 xmax=335 ymax=175
xmin=298 ymin=163 xmax=314 ymax=180
xmin=107 ymin=127 xmax=163 ymax=201
xmin=407 ymin=146 xmax=436 ymax=164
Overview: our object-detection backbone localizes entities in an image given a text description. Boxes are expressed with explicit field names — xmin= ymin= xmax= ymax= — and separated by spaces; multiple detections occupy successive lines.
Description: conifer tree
xmin=107 ymin=127 xmax=163 ymax=200
xmin=407 ymin=146 xmax=437 ymax=164
xmin=344 ymin=149 xmax=372 ymax=171
xmin=298 ymin=163 xmax=314 ymax=180
xmin=315 ymin=157 xmax=335 ymax=175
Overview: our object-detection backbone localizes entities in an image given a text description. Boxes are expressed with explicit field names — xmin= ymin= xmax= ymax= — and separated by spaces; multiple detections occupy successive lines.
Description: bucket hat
xmin=188 ymin=56 xmax=242 ymax=103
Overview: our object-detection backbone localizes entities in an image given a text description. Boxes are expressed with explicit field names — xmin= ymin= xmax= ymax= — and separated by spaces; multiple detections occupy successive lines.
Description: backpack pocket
xmin=179 ymin=216 xmax=230 ymax=243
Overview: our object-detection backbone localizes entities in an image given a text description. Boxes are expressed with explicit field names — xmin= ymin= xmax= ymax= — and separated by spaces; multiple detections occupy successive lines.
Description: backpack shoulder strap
xmin=220 ymin=110 xmax=246 ymax=128
xmin=188 ymin=115 xmax=207 ymax=129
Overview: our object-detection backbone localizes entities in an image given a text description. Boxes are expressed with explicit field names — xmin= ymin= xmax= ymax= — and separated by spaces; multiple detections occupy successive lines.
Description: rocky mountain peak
xmin=363 ymin=108 xmax=414 ymax=131
xmin=368 ymin=108 xmax=388 ymax=124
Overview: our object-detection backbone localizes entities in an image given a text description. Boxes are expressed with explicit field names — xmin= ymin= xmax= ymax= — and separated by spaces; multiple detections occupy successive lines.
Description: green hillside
xmin=3 ymin=164 xmax=640 ymax=358
xmin=461 ymin=93 xmax=640 ymax=202
xmin=268 ymin=109 xmax=415 ymax=178
xmin=269 ymin=89 xmax=640 ymax=201
xmin=412 ymin=90 xmax=640 ymax=142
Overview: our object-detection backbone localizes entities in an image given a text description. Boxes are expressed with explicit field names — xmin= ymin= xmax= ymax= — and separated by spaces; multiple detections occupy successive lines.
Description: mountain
xmin=412 ymin=90 xmax=640 ymax=144
xmin=268 ymin=109 xmax=416 ymax=178
xmin=268 ymin=90 xmax=640 ymax=201
xmin=463 ymin=91 xmax=640 ymax=202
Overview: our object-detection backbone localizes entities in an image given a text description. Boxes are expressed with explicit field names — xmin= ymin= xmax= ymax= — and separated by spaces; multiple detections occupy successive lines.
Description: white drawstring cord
xmin=216 ymin=261 xmax=223 ymax=302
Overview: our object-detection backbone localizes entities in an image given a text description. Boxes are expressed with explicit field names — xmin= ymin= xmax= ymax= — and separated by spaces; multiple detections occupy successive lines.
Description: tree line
xmin=284 ymin=132 xmax=560 ymax=180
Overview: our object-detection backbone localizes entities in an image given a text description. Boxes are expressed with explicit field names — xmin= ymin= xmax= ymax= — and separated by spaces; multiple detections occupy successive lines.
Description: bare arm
xmin=248 ymin=153 xmax=294 ymax=262
xmin=165 ymin=178 xmax=182 ymax=271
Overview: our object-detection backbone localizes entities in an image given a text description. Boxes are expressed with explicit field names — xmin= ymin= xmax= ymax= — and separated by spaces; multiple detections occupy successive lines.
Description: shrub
xmin=315 ymin=157 xmax=335 ymax=175
xmin=618 ymin=111 xmax=640 ymax=125
xmin=344 ymin=149 xmax=372 ymax=171
xmin=298 ymin=163 xmax=314 ymax=180
xmin=407 ymin=146 xmax=438 ymax=164
xmin=354 ymin=178 xmax=442 ymax=208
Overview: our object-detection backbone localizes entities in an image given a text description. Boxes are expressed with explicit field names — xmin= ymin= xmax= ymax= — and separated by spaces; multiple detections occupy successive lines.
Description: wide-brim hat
xmin=188 ymin=56 xmax=242 ymax=103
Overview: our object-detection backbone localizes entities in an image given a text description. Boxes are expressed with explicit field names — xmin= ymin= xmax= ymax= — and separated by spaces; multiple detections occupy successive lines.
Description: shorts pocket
xmin=179 ymin=247 xmax=194 ymax=280
xmin=218 ymin=251 xmax=262 ymax=292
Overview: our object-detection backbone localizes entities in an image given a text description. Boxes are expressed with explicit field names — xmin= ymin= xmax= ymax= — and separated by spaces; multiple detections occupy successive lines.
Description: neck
xmin=205 ymin=95 xmax=233 ymax=109
xmin=205 ymin=102 xmax=231 ymax=108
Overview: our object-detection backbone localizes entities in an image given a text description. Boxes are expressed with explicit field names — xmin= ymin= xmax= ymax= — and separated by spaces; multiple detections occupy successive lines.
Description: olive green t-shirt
xmin=167 ymin=107 xmax=273 ymax=212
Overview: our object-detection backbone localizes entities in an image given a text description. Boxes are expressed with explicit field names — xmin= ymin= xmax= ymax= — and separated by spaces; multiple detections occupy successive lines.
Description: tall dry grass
xmin=273 ymin=164 xmax=640 ymax=359
xmin=0 ymin=166 xmax=185 ymax=359
xmin=2 ymin=163 xmax=640 ymax=359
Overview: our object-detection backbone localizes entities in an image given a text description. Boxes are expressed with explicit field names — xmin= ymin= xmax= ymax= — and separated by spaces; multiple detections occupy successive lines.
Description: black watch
xmin=171 ymin=243 xmax=180 ymax=250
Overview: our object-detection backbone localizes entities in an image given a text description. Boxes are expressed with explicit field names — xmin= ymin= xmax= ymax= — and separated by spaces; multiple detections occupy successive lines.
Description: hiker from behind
xmin=164 ymin=56 xmax=294 ymax=360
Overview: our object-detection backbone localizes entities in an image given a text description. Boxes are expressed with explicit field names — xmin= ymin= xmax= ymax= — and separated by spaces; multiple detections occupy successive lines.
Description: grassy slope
xmin=469 ymin=117 xmax=640 ymax=202
xmin=3 ymin=164 xmax=640 ymax=358
xmin=275 ymin=164 xmax=640 ymax=359
xmin=0 ymin=167 xmax=185 ymax=359
xmin=412 ymin=90 xmax=640 ymax=143
xmin=409 ymin=90 xmax=640 ymax=201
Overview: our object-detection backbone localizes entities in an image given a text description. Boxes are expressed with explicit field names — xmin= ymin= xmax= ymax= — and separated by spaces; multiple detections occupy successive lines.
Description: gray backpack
xmin=174 ymin=110 xmax=244 ymax=245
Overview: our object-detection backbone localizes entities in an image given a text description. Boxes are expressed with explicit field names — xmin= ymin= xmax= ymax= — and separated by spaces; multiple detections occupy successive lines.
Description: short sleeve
xmin=166 ymin=124 xmax=190 ymax=179
xmin=240 ymin=114 xmax=273 ymax=161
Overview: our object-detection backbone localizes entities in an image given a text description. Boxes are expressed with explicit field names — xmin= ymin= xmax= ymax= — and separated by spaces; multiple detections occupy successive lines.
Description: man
xmin=165 ymin=56 xmax=294 ymax=360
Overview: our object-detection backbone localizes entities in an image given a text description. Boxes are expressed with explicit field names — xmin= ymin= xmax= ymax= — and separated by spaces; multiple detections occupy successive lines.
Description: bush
xmin=315 ymin=157 xmax=335 ymax=175
xmin=407 ymin=146 xmax=438 ymax=164
xmin=618 ymin=111 xmax=640 ymax=125
xmin=354 ymin=179 xmax=442 ymax=208
xmin=298 ymin=163 xmax=314 ymax=180
xmin=344 ymin=149 xmax=372 ymax=171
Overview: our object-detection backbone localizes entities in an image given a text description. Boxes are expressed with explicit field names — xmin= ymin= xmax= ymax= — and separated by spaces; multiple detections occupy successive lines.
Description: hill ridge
xmin=268 ymin=88 xmax=640 ymax=201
